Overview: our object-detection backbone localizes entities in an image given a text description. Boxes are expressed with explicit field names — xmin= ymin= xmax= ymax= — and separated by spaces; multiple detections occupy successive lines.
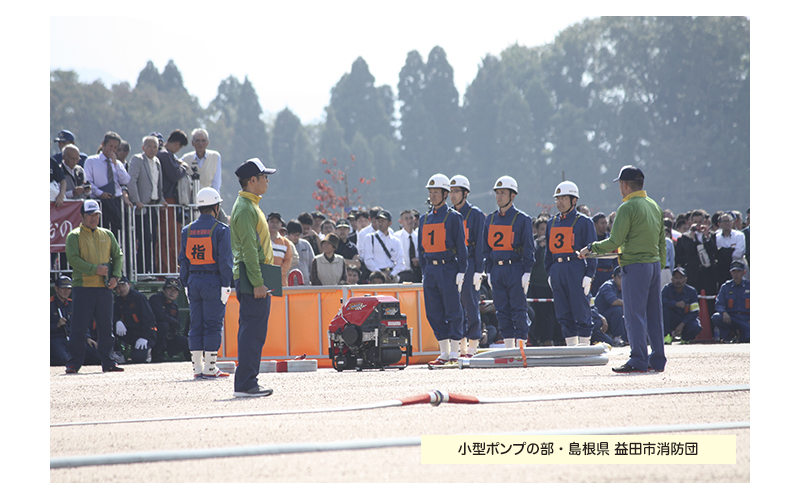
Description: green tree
xmin=328 ymin=57 xmax=394 ymax=144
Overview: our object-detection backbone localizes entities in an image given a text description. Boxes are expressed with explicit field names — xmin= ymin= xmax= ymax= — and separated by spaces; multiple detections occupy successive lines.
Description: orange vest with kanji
xmin=185 ymin=221 xmax=219 ymax=266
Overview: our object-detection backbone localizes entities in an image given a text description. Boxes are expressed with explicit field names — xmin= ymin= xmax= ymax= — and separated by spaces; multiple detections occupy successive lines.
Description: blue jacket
xmin=715 ymin=279 xmax=750 ymax=316
xmin=662 ymin=283 xmax=700 ymax=324
xmin=595 ymin=279 xmax=622 ymax=315
xmin=179 ymin=213 xmax=234 ymax=287
xmin=545 ymin=208 xmax=597 ymax=276
xmin=418 ymin=205 xmax=468 ymax=275
xmin=482 ymin=204 xmax=535 ymax=274
xmin=456 ymin=200 xmax=486 ymax=273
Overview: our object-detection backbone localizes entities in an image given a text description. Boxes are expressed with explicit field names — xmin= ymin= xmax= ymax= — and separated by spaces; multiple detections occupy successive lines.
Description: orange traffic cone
xmin=694 ymin=289 xmax=714 ymax=342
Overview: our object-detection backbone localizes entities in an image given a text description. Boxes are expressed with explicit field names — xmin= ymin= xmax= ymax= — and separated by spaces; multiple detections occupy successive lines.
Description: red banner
xmin=50 ymin=201 xmax=82 ymax=253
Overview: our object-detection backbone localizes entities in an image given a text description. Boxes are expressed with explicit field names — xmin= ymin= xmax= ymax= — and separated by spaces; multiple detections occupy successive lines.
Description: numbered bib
xmin=488 ymin=224 xmax=515 ymax=251
xmin=422 ymin=222 xmax=448 ymax=253
xmin=549 ymin=226 xmax=575 ymax=254
xmin=186 ymin=229 xmax=216 ymax=266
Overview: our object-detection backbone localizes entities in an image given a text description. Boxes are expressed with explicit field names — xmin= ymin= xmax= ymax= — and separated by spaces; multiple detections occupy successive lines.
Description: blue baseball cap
xmin=54 ymin=130 xmax=75 ymax=143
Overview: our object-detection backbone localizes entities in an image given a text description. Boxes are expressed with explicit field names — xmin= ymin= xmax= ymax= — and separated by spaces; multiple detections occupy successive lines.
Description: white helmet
xmin=449 ymin=174 xmax=470 ymax=192
xmin=553 ymin=181 xmax=580 ymax=199
xmin=425 ymin=173 xmax=451 ymax=192
xmin=493 ymin=175 xmax=518 ymax=194
xmin=196 ymin=187 xmax=223 ymax=207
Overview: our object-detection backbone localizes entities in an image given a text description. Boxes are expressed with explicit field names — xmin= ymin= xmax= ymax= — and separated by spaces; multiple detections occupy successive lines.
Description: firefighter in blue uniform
xmin=545 ymin=181 xmax=597 ymax=346
xmin=419 ymin=173 xmax=468 ymax=366
xmin=179 ymin=187 xmax=234 ymax=378
xmin=482 ymin=176 xmax=535 ymax=348
xmin=595 ymin=266 xmax=627 ymax=346
xmin=711 ymin=261 xmax=750 ymax=343
xmin=590 ymin=212 xmax=618 ymax=296
xmin=113 ymin=276 xmax=158 ymax=363
xmin=661 ymin=267 xmax=703 ymax=344
xmin=449 ymin=174 xmax=486 ymax=358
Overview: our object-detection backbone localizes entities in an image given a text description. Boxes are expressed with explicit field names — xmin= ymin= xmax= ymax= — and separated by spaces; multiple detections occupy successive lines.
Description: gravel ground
xmin=49 ymin=343 xmax=750 ymax=485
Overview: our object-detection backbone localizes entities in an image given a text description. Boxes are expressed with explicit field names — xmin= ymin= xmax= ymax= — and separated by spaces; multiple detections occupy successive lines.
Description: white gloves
xmin=221 ymin=286 xmax=232 ymax=305
xmin=456 ymin=273 xmax=465 ymax=293
xmin=135 ymin=338 xmax=148 ymax=350
xmin=185 ymin=288 xmax=190 ymax=305
xmin=473 ymin=273 xmax=482 ymax=291
xmin=116 ymin=320 xmax=127 ymax=337
xmin=582 ymin=276 xmax=592 ymax=296
xmin=522 ymin=273 xmax=531 ymax=294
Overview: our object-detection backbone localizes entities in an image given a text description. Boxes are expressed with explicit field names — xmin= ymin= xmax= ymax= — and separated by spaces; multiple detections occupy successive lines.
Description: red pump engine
xmin=328 ymin=295 xmax=413 ymax=371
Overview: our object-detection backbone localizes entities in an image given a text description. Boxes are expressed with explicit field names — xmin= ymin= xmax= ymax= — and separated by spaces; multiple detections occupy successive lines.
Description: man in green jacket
xmin=579 ymin=166 xmax=667 ymax=373
xmin=65 ymin=200 xmax=124 ymax=373
xmin=230 ymin=158 xmax=276 ymax=398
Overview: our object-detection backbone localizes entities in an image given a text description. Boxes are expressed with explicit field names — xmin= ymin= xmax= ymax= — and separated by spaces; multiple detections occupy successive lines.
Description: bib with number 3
xmin=549 ymin=226 xmax=575 ymax=254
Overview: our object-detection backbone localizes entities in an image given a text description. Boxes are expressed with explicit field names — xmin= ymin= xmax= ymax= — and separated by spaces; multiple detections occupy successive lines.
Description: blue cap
xmin=613 ymin=165 xmax=645 ymax=183
xmin=54 ymin=130 xmax=75 ymax=143
xmin=612 ymin=266 xmax=621 ymax=276
xmin=55 ymin=275 xmax=72 ymax=288
xmin=235 ymin=158 xmax=276 ymax=178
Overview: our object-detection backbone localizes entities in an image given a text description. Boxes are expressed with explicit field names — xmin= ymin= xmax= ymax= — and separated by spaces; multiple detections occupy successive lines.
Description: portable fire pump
xmin=327 ymin=295 xmax=412 ymax=371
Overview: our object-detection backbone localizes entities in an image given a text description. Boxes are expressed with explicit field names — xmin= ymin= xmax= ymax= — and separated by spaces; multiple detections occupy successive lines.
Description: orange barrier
xmin=220 ymin=284 xmax=440 ymax=367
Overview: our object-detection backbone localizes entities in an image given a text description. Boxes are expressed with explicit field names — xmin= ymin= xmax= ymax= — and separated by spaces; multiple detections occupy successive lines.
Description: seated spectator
xmin=286 ymin=219 xmax=313 ymax=283
xmin=113 ymin=277 xmax=157 ymax=363
xmin=268 ymin=212 xmax=294 ymax=287
xmin=148 ymin=277 xmax=190 ymax=362
xmin=590 ymin=212 xmax=617 ymax=296
xmin=360 ymin=210 xmax=407 ymax=283
xmin=345 ymin=264 xmax=361 ymax=285
xmin=310 ymin=234 xmax=347 ymax=286
xmin=334 ymin=219 xmax=361 ymax=268
xmin=594 ymin=267 xmax=627 ymax=346
xmin=368 ymin=271 xmax=387 ymax=284
xmin=711 ymin=261 xmax=750 ymax=343
xmin=298 ymin=212 xmax=322 ymax=255
xmin=51 ymin=275 xmax=101 ymax=366
xmin=661 ymin=267 xmax=703 ymax=344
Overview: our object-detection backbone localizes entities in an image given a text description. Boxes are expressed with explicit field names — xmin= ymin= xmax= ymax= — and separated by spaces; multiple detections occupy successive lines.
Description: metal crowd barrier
xmin=50 ymin=198 xmax=197 ymax=283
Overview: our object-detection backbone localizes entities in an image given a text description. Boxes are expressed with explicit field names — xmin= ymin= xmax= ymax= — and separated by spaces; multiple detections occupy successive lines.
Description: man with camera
xmin=181 ymin=128 xmax=228 ymax=222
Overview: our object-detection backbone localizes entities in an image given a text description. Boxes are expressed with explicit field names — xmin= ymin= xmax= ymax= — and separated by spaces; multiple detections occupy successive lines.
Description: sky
xmin=49 ymin=3 xmax=597 ymax=124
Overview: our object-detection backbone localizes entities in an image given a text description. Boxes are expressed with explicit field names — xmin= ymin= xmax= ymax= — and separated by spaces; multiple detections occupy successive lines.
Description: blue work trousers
xmin=492 ymin=262 xmax=530 ymax=341
xmin=711 ymin=313 xmax=750 ymax=342
xmin=234 ymin=279 xmax=271 ymax=393
xmin=550 ymin=260 xmax=593 ymax=338
xmin=663 ymin=307 xmax=703 ymax=341
xmin=620 ymin=262 xmax=666 ymax=371
xmin=423 ymin=260 xmax=464 ymax=341
xmin=188 ymin=273 xmax=226 ymax=352
xmin=67 ymin=287 xmax=116 ymax=371
xmin=601 ymin=305 xmax=627 ymax=342
xmin=460 ymin=259 xmax=482 ymax=341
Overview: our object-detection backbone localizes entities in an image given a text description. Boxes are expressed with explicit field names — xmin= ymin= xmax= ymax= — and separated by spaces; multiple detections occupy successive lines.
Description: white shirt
xmin=394 ymin=227 xmax=419 ymax=266
xmin=356 ymin=223 xmax=377 ymax=256
xmin=84 ymin=152 xmax=131 ymax=198
xmin=361 ymin=230 xmax=408 ymax=277
xmin=291 ymin=237 xmax=314 ymax=283
xmin=715 ymin=229 xmax=746 ymax=262
xmin=146 ymin=156 xmax=159 ymax=201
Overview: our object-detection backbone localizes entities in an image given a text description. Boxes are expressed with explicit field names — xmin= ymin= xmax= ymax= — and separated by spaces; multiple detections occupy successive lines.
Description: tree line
xmin=50 ymin=16 xmax=749 ymax=219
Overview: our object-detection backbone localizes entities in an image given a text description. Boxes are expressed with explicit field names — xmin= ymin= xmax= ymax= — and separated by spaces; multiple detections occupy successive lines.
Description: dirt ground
xmin=47 ymin=343 xmax=751 ymax=487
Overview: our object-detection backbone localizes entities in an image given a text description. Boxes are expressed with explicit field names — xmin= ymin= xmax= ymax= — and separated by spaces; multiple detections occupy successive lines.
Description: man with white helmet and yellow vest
xmin=545 ymin=180 xmax=597 ymax=346
xmin=419 ymin=173 xmax=468 ymax=366
xmin=179 ymin=187 xmax=234 ymax=379
xmin=482 ymin=176 xmax=535 ymax=348
xmin=449 ymin=174 xmax=486 ymax=357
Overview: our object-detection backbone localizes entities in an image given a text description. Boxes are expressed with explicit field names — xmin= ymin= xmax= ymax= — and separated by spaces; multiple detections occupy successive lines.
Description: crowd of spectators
xmin=50 ymin=128 xmax=750 ymax=366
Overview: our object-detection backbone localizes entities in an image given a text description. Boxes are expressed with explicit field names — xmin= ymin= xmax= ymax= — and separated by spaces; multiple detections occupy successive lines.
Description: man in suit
xmin=127 ymin=136 xmax=167 ymax=274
